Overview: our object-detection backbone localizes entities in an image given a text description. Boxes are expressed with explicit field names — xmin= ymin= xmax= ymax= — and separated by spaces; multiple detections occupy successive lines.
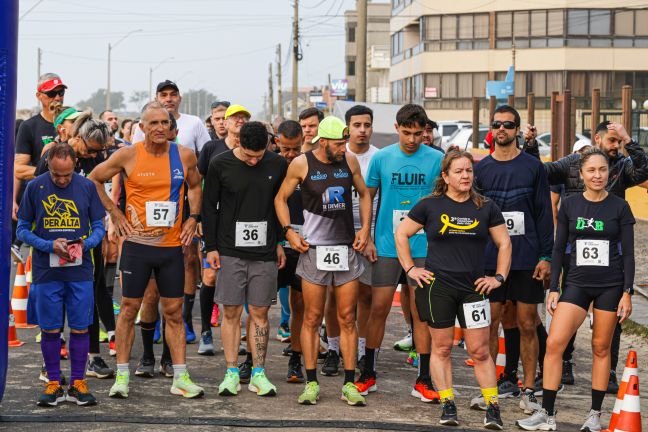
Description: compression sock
xmin=278 ymin=286 xmax=290 ymax=326
xmin=543 ymin=389 xmax=557 ymax=416
xmin=344 ymin=369 xmax=355 ymax=385
xmin=140 ymin=321 xmax=156 ymax=361
xmin=328 ymin=336 xmax=340 ymax=354
xmin=439 ymin=388 xmax=455 ymax=402
xmin=364 ymin=348 xmax=376 ymax=375
xmin=503 ymin=327 xmax=521 ymax=378
xmin=306 ymin=369 xmax=317 ymax=383
xmin=199 ymin=283 xmax=215 ymax=334
xmin=418 ymin=353 xmax=431 ymax=380
xmin=481 ymin=386 xmax=499 ymax=405
xmin=591 ymin=389 xmax=606 ymax=412
xmin=41 ymin=332 xmax=61 ymax=383
xmin=69 ymin=332 xmax=90 ymax=383
xmin=183 ymin=293 xmax=195 ymax=332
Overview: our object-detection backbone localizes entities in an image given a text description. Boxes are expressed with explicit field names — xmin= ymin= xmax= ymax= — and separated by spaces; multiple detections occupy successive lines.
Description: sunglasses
xmin=42 ymin=89 xmax=66 ymax=98
xmin=211 ymin=100 xmax=231 ymax=109
xmin=491 ymin=121 xmax=517 ymax=130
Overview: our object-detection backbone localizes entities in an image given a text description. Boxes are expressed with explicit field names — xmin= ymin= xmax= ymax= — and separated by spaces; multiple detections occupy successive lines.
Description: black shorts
xmin=415 ymin=278 xmax=487 ymax=329
xmin=278 ymin=251 xmax=301 ymax=292
xmin=559 ymin=284 xmax=622 ymax=312
xmin=487 ymin=270 xmax=544 ymax=304
xmin=120 ymin=241 xmax=184 ymax=298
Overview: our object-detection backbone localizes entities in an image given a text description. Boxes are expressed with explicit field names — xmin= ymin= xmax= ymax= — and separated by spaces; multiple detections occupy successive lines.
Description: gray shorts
xmin=372 ymin=256 xmax=426 ymax=287
xmin=215 ymin=255 xmax=278 ymax=307
xmin=296 ymin=247 xmax=364 ymax=287
xmin=358 ymin=254 xmax=372 ymax=286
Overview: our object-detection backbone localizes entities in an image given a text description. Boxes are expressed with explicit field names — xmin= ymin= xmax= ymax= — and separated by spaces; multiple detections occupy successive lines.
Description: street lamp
xmin=149 ymin=57 xmax=174 ymax=101
xmin=106 ymin=29 xmax=142 ymax=110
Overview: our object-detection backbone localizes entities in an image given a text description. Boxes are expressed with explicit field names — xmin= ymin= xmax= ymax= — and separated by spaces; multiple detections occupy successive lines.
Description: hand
xmin=608 ymin=122 xmax=632 ymax=144
xmin=533 ymin=260 xmax=551 ymax=281
xmin=196 ymin=222 xmax=203 ymax=237
xmin=353 ymin=227 xmax=369 ymax=252
xmin=180 ymin=217 xmax=198 ymax=247
xmin=407 ymin=267 xmax=435 ymax=289
xmin=474 ymin=276 xmax=502 ymax=295
xmin=12 ymin=201 xmax=18 ymax=222
xmin=206 ymin=250 xmax=221 ymax=270
xmin=523 ymin=124 xmax=537 ymax=142
xmin=286 ymin=229 xmax=309 ymax=253
xmin=109 ymin=208 xmax=133 ymax=238
xmin=617 ymin=293 xmax=632 ymax=323
xmin=446 ymin=145 xmax=460 ymax=153
xmin=107 ymin=220 xmax=118 ymax=242
xmin=52 ymin=238 xmax=71 ymax=260
xmin=546 ymin=291 xmax=560 ymax=316
xmin=363 ymin=238 xmax=377 ymax=263
xmin=276 ymin=244 xmax=286 ymax=269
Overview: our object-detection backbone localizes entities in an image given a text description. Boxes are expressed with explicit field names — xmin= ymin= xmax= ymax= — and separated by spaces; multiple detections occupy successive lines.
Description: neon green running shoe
xmin=218 ymin=369 xmax=241 ymax=396
xmin=341 ymin=382 xmax=366 ymax=406
xmin=99 ymin=328 xmax=109 ymax=343
xmin=248 ymin=370 xmax=277 ymax=397
xmin=171 ymin=371 xmax=204 ymax=399
xmin=298 ymin=381 xmax=320 ymax=405
xmin=109 ymin=370 xmax=129 ymax=398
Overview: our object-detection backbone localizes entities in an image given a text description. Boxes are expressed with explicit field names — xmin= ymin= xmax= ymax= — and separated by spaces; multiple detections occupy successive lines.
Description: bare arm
xmin=347 ymin=153 xmax=371 ymax=251
xmin=395 ymin=217 xmax=434 ymax=288
xmin=180 ymin=147 xmax=201 ymax=246
xmin=274 ymin=155 xmax=309 ymax=253
xmin=14 ymin=154 xmax=35 ymax=180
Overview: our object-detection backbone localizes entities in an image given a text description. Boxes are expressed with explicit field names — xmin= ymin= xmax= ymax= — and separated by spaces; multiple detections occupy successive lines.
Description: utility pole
xmin=37 ymin=48 xmax=42 ymax=82
xmin=268 ymin=63 xmax=274 ymax=121
xmin=291 ymin=0 xmax=300 ymax=119
xmin=356 ymin=0 xmax=367 ymax=102
xmin=149 ymin=57 xmax=173 ymax=100
xmin=276 ymin=44 xmax=283 ymax=118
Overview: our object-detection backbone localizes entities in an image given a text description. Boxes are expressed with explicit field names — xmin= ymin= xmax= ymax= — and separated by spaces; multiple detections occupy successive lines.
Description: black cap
xmin=156 ymin=80 xmax=179 ymax=93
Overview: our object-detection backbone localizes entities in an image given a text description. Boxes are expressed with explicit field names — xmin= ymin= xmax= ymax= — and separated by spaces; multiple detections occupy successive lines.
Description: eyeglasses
xmin=211 ymin=100 xmax=231 ymax=109
xmin=42 ymin=89 xmax=66 ymax=98
xmin=491 ymin=121 xmax=517 ymax=130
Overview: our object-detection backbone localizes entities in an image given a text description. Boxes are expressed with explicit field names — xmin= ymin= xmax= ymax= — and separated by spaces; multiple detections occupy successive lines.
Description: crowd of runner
xmin=11 ymin=73 xmax=646 ymax=431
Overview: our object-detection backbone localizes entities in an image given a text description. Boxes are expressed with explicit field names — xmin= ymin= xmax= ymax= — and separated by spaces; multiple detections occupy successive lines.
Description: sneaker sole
xmin=534 ymin=385 xmax=564 ymax=397
xmin=341 ymin=395 xmax=366 ymax=406
xmin=287 ymin=375 xmax=305 ymax=384
xmin=248 ymin=384 xmax=276 ymax=397
xmin=411 ymin=389 xmax=440 ymax=403
xmin=520 ymin=401 xmax=542 ymax=414
xmin=108 ymin=390 xmax=128 ymax=399
xmin=239 ymin=376 xmax=251 ymax=384
xmin=357 ymin=384 xmax=377 ymax=396
xmin=66 ymin=395 xmax=97 ymax=406
xmin=197 ymin=348 xmax=215 ymax=356
xmin=439 ymin=418 xmax=459 ymax=426
xmin=484 ymin=419 xmax=504 ymax=430
xmin=393 ymin=344 xmax=412 ymax=352
xmin=515 ymin=421 xmax=556 ymax=431
xmin=36 ymin=396 xmax=65 ymax=407
xmin=218 ymin=384 xmax=241 ymax=396
xmin=470 ymin=401 xmax=487 ymax=411
xmin=321 ymin=369 xmax=339 ymax=377
xmin=86 ymin=370 xmax=114 ymax=379
xmin=170 ymin=387 xmax=204 ymax=399
xmin=134 ymin=370 xmax=155 ymax=378
xmin=499 ymin=390 xmax=521 ymax=398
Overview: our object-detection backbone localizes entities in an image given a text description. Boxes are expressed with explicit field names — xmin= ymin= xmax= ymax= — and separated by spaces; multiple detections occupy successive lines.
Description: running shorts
xmin=559 ymin=284 xmax=623 ymax=313
xmin=296 ymin=247 xmax=363 ymax=287
xmin=120 ymin=241 xmax=184 ymax=298
xmin=415 ymin=278 xmax=488 ymax=329
xmin=486 ymin=270 xmax=544 ymax=304
xmin=372 ymin=256 xmax=425 ymax=287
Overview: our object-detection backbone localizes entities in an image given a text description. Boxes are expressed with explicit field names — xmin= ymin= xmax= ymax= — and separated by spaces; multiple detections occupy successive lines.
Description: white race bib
xmin=145 ymin=201 xmax=176 ymax=227
xmin=463 ymin=299 xmax=491 ymax=329
xmin=502 ymin=211 xmax=525 ymax=236
xmin=576 ymin=239 xmax=609 ymax=267
xmin=316 ymin=245 xmax=349 ymax=271
xmin=284 ymin=224 xmax=302 ymax=250
xmin=235 ymin=221 xmax=267 ymax=247
xmin=49 ymin=253 xmax=82 ymax=268
xmin=392 ymin=210 xmax=423 ymax=235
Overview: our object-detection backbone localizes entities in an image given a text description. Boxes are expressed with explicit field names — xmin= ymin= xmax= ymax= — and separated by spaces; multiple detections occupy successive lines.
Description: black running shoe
xmin=134 ymin=357 xmax=155 ymax=378
xmin=561 ymin=360 xmax=574 ymax=385
xmin=286 ymin=354 xmax=305 ymax=383
xmin=606 ymin=370 xmax=619 ymax=395
xmin=321 ymin=350 xmax=340 ymax=376
xmin=238 ymin=358 xmax=252 ymax=384
xmin=37 ymin=381 xmax=65 ymax=407
xmin=440 ymin=400 xmax=459 ymax=426
xmin=282 ymin=343 xmax=293 ymax=357
xmin=484 ymin=403 xmax=504 ymax=430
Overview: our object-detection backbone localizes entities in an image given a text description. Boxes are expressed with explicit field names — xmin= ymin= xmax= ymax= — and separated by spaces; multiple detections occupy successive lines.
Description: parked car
xmin=536 ymin=132 xmax=591 ymax=155
xmin=437 ymin=121 xmax=471 ymax=146
xmin=445 ymin=126 xmax=490 ymax=151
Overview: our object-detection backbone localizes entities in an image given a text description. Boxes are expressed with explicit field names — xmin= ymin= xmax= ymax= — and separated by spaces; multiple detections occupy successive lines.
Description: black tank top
xmin=301 ymin=151 xmax=355 ymax=246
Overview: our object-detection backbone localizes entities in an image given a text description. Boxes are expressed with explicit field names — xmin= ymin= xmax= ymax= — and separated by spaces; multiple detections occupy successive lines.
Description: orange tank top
xmin=124 ymin=142 xmax=186 ymax=247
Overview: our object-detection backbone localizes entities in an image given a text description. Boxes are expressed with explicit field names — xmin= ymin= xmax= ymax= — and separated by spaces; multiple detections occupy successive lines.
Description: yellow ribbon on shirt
xmin=439 ymin=214 xmax=480 ymax=234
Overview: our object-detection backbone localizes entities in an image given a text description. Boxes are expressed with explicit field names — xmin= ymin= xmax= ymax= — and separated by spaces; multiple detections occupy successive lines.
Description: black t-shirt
xmin=198 ymin=139 xmax=230 ymax=176
xmin=408 ymin=194 xmax=505 ymax=292
xmin=284 ymin=183 xmax=304 ymax=257
xmin=15 ymin=114 xmax=56 ymax=201
xmin=551 ymin=193 xmax=635 ymax=291
xmin=203 ymin=150 xmax=288 ymax=261
xmin=35 ymin=148 xmax=105 ymax=178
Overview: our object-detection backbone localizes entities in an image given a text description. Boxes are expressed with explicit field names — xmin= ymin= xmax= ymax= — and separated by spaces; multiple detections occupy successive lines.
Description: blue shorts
xmin=33 ymin=280 xmax=94 ymax=331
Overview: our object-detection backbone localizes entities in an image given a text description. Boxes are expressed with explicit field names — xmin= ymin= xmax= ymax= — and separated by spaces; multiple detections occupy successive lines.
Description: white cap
xmin=572 ymin=138 xmax=592 ymax=154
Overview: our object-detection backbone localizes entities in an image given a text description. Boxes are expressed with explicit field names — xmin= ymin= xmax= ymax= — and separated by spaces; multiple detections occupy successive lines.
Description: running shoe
xmin=218 ymin=370 xmax=241 ymax=396
xmin=66 ymin=379 xmax=97 ymax=406
xmin=561 ymin=360 xmax=574 ymax=385
xmin=580 ymin=409 xmax=601 ymax=432
xmin=86 ymin=356 xmax=114 ymax=379
xmin=185 ymin=322 xmax=196 ymax=344
xmin=282 ymin=343 xmax=293 ymax=357
xmin=198 ymin=330 xmax=215 ymax=356
xmin=135 ymin=310 xmax=141 ymax=325
xmin=60 ymin=340 xmax=68 ymax=360
xmin=519 ymin=389 xmax=542 ymax=414
xmin=354 ymin=372 xmax=377 ymax=396
xmin=533 ymin=375 xmax=564 ymax=397
xmin=135 ymin=357 xmax=155 ymax=378
xmin=153 ymin=319 xmax=162 ymax=344
xmin=321 ymin=350 xmax=340 ymax=376
xmin=99 ymin=328 xmax=109 ymax=343
xmin=238 ymin=358 xmax=252 ymax=384
xmin=37 ymin=381 xmax=65 ymax=407
xmin=159 ymin=359 xmax=174 ymax=378
xmin=484 ymin=403 xmax=504 ymax=430
xmin=606 ymin=370 xmax=619 ymax=395
xmin=298 ymin=381 xmax=320 ymax=405
xmin=39 ymin=366 xmax=67 ymax=385
xmin=211 ymin=304 xmax=220 ymax=327
xmin=393 ymin=330 xmax=413 ymax=351
xmin=112 ymin=299 xmax=120 ymax=315
xmin=440 ymin=400 xmax=459 ymax=426
xmin=412 ymin=377 xmax=440 ymax=403
xmin=109 ymin=370 xmax=129 ymax=398
xmin=11 ymin=244 xmax=23 ymax=264
xmin=238 ymin=342 xmax=247 ymax=356
xmin=341 ymin=382 xmax=366 ymax=406
xmin=109 ymin=335 xmax=116 ymax=357
xmin=470 ymin=394 xmax=487 ymax=411
xmin=277 ymin=322 xmax=291 ymax=342
xmin=287 ymin=355 xmax=305 ymax=383
xmin=248 ymin=370 xmax=277 ymax=396
xmin=516 ymin=408 xmax=556 ymax=431
xmin=171 ymin=371 xmax=204 ymax=399
xmin=497 ymin=373 xmax=521 ymax=398
xmin=406 ymin=350 xmax=418 ymax=368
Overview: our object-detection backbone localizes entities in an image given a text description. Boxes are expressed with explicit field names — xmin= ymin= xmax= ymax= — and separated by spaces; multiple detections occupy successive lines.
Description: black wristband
xmin=406 ymin=265 xmax=415 ymax=275
xmin=189 ymin=214 xmax=201 ymax=222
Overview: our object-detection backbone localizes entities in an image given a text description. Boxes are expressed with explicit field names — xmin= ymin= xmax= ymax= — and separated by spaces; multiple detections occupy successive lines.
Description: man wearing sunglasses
xmin=474 ymin=105 xmax=553 ymax=412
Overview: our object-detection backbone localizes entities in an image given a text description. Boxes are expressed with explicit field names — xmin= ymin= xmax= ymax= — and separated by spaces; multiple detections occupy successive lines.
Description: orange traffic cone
xmin=464 ymin=329 xmax=505 ymax=378
xmin=605 ymin=350 xmax=638 ymax=432
xmin=453 ymin=318 xmax=463 ymax=346
xmin=25 ymin=254 xmax=32 ymax=287
xmin=614 ymin=374 xmax=641 ymax=432
xmin=11 ymin=262 xmax=36 ymax=329
xmin=392 ymin=285 xmax=401 ymax=307
xmin=8 ymin=304 xmax=24 ymax=347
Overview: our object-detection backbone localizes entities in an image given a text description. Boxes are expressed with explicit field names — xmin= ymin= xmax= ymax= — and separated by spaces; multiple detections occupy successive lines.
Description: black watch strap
xmin=189 ymin=214 xmax=201 ymax=222
xmin=282 ymin=225 xmax=294 ymax=235
xmin=494 ymin=274 xmax=505 ymax=284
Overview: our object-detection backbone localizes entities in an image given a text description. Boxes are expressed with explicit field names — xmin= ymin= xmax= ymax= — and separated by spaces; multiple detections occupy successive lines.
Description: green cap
xmin=312 ymin=116 xmax=349 ymax=143
xmin=53 ymin=107 xmax=81 ymax=129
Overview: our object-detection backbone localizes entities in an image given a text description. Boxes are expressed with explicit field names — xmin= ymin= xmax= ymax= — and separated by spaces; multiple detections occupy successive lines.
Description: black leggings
xmin=89 ymin=247 xmax=116 ymax=354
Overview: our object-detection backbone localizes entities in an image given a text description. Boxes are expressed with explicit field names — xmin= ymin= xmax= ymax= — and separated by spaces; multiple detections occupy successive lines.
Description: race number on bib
xmin=146 ymin=201 xmax=176 ymax=228
xmin=502 ymin=211 xmax=525 ymax=236
xmin=392 ymin=210 xmax=423 ymax=235
xmin=235 ymin=221 xmax=267 ymax=247
xmin=316 ymin=245 xmax=349 ymax=271
xmin=576 ymin=239 xmax=609 ymax=267
xmin=463 ymin=299 xmax=491 ymax=329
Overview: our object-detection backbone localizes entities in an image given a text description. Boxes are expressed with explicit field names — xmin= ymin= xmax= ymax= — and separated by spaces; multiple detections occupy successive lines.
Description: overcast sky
xmin=18 ymin=0 xmax=381 ymax=114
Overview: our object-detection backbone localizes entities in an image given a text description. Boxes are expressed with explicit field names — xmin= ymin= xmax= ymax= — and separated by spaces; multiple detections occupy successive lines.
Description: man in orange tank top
xmin=89 ymin=102 xmax=205 ymax=399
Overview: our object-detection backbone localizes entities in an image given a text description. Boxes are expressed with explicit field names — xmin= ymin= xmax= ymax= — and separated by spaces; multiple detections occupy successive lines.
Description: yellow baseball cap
xmin=312 ymin=116 xmax=349 ymax=143
xmin=224 ymin=104 xmax=251 ymax=120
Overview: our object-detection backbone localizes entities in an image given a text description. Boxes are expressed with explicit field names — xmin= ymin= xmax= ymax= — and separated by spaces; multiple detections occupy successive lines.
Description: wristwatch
xmin=189 ymin=214 xmax=201 ymax=222
xmin=494 ymin=274 xmax=505 ymax=284
xmin=624 ymin=287 xmax=634 ymax=296
xmin=282 ymin=225 xmax=294 ymax=236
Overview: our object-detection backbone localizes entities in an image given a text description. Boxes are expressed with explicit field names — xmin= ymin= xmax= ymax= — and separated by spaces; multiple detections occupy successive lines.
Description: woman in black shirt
xmin=517 ymin=149 xmax=634 ymax=431
xmin=395 ymin=151 xmax=511 ymax=429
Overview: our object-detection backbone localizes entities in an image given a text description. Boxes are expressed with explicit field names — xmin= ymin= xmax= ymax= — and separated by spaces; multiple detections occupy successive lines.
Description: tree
xmin=129 ymin=90 xmax=149 ymax=112
xmin=76 ymin=89 xmax=125 ymax=113
xmin=181 ymin=88 xmax=217 ymax=119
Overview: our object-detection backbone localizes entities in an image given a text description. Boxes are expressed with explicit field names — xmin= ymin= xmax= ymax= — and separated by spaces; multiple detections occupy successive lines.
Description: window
xmin=441 ymin=73 xmax=457 ymax=98
xmin=532 ymin=72 xmax=547 ymax=97
xmin=636 ymin=10 xmax=648 ymax=36
xmin=442 ymin=15 xmax=457 ymax=40
xmin=457 ymin=73 xmax=472 ymax=98
xmin=568 ymin=72 xmax=587 ymax=97
xmin=547 ymin=10 xmax=564 ymax=36
xmin=514 ymin=11 xmax=529 ymax=37
xmin=347 ymin=26 xmax=356 ymax=43
xmin=546 ymin=72 xmax=563 ymax=94
xmin=474 ymin=14 xmax=489 ymax=38
xmin=459 ymin=15 xmax=473 ymax=39
xmin=531 ymin=10 xmax=547 ymax=37
xmin=425 ymin=16 xmax=441 ymax=40
xmin=347 ymin=60 xmax=355 ymax=76
xmin=497 ymin=12 xmax=512 ymax=38
xmin=473 ymin=73 xmax=488 ymax=97
xmin=615 ymin=11 xmax=634 ymax=37
xmin=568 ymin=10 xmax=588 ymax=35
xmin=392 ymin=31 xmax=404 ymax=55
xmin=589 ymin=10 xmax=611 ymax=35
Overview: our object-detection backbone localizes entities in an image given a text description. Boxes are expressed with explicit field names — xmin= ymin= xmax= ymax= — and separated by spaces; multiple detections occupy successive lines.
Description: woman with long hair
xmin=395 ymin=150 xmax=511 ymax=429
xmin=517 ymin=149 xmax=635 ymax=431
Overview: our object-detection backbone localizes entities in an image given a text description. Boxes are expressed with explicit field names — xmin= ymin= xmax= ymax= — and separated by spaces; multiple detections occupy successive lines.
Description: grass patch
xmin=622 ymin=318 xmax=648 ymax=340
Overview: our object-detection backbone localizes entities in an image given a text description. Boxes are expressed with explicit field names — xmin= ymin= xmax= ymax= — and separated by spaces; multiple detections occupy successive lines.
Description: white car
xmin=445 ymin=127 xmax=490 ymax=151
xmin=437 ymin=121 xmax=472 ymax=146
xmin=536 ymin=133 xmax=591 ymax=156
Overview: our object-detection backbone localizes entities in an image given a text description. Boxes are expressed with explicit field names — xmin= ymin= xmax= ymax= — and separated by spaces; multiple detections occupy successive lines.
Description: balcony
xmin=368 ymin=45 xmax=390 ymax=70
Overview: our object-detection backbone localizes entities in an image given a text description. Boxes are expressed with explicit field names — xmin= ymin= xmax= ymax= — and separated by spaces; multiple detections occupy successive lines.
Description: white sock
xmin=328 ymin=336 xmax=340 ymax=354
xmin=116 ymin=363 xmax=129 ymax=375
xmin=173 ymin=364 xmax=187 ymax=380
xmin=358 ymin=337 xmax=366 ymax=359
